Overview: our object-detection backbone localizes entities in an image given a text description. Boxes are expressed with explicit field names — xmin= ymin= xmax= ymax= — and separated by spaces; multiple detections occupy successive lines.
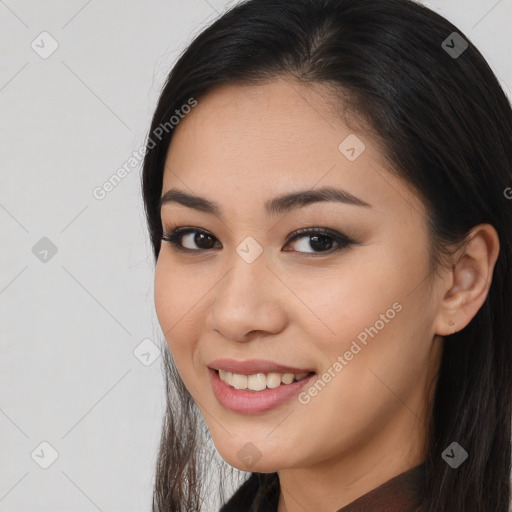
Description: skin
xmin=154 ymin=77 xmax=499 ymax=512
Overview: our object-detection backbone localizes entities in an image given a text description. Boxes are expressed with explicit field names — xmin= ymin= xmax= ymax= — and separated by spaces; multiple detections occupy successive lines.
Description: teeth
xmin=247 ymin=373 xmax=266 ymax=391
xmin=266 ymin=373 xmax=282 ymax=389
xmin=281 ymin=373 xmax=294 ymax=384
xmin=218 ymin=369 xmax=311 ymax=391
xmin=232 ymin=373 xmax=247 ymax=390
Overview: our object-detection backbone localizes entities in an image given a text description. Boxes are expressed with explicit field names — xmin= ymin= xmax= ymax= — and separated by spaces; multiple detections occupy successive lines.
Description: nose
xmin=206 ymin=249 xmax=288 ymax=343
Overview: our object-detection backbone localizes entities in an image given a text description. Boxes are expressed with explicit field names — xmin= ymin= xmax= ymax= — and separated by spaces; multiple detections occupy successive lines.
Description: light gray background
xmin=1 ymin=1 xmax=511 ymax=511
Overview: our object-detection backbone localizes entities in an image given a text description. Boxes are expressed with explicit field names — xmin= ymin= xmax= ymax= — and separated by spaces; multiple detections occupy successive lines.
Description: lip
xmin=208 ymin=358 xmax=315 ymax=375
xmin=209 ymin=368 xmax=317 ymax=414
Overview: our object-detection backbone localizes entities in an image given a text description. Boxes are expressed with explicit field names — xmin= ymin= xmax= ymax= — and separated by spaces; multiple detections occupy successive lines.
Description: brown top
xmin=336 ymin=462 xmax=425 ymax=512
xmin=220 ymin=462 xmax=426 ymax=511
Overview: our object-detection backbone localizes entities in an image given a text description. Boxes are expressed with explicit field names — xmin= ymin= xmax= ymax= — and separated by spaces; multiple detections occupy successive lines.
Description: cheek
xmin=154 ymin=256 xmax=203 ymax=384
xmin=300 ymin=251 xmax=434 ymax=400
xmin=154 ymin=257 xmax=179 ymax=337
xmin=298 ymin=243 xmax=434 ymax=397
xmin=154 ymin=254 xmax=205 ymax=333
xmin=291 ymin=250 xmax=409 ymax=348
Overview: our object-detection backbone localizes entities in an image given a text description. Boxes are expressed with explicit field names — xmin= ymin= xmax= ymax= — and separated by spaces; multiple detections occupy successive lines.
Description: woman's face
xmin=154 ymin=78 xmax=445 ymax=474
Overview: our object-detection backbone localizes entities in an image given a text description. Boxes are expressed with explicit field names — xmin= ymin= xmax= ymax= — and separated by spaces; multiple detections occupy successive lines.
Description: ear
xmin=434 ymin=224 xmax=500 ymax=336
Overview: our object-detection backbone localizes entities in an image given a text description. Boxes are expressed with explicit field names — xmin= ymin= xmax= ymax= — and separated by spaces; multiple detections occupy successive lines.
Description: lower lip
xmin=209 ymin=368 xmax=317 ymax=414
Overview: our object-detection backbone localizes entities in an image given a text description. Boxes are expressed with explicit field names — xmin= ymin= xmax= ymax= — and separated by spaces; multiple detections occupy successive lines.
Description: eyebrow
xmin=160 ymin=186 xmax=371 ymax=218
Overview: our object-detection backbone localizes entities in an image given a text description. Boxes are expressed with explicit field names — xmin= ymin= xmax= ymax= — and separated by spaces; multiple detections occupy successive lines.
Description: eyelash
xmin=161 ymin=226 xmax=355 ymax=256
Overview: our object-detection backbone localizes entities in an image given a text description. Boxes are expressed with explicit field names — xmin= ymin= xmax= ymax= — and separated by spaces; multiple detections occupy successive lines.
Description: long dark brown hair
xmin=141 ymin=0 xmax=512 ymax=510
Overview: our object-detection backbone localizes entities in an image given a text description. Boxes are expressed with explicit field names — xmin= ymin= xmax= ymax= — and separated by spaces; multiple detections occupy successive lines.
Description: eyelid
xmin=161 ymin=225 xmax=356 ymax=255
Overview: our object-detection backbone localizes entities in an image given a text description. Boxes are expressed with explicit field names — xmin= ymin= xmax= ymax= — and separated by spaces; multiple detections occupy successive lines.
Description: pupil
xmin=310 ymin=235 xmax=333 ymax=252
xmin=196 ymin=232 xmax=215 ymax=249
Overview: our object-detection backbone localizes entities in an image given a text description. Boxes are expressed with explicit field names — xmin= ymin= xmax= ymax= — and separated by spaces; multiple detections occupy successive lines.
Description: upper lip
xmin=208 ymin=358 xmax=315 ymax=375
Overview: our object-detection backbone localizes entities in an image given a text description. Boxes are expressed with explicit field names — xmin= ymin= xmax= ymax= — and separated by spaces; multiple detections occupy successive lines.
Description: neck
xmin=276 ymin=408 xmax=427 ymax=512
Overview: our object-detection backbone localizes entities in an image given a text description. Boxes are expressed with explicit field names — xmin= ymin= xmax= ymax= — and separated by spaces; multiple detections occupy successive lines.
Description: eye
xmin=161 ymin=226 xmax=355 ymax=255
xmin=285 ymin=227 xmax=353 ymax=254
xmin=162 ymin=227 xmax=221 ymax=252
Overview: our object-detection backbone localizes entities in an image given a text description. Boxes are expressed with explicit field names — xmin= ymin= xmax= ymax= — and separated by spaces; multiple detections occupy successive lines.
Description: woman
xmin=141 ymin=0 xmax=512 ymax=510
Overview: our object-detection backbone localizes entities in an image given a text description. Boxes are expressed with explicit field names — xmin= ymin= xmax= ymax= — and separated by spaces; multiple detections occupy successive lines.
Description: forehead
xmin=165 ymin=78 xmax=352 ymax=172
xmin=161 ymin=78 xmax=423 ymax=223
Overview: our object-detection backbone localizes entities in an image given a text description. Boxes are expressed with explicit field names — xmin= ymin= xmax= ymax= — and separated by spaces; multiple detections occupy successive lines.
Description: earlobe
xmin=434 ymin=224 xmax=500 ymax=337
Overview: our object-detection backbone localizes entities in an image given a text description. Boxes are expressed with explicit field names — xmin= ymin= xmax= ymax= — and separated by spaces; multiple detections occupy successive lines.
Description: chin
xmin=225 ymin=454 xmax=284 ymax=473
xmin=211 ymin=439 xmax=288 ymax=473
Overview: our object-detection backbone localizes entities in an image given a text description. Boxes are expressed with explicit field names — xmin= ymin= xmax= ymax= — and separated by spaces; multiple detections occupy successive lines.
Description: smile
xmin=209 ymin=368 xmax=317 ymax=414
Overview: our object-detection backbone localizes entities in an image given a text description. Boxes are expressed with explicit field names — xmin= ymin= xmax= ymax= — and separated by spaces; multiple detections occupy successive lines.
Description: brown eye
xmin=284 ymin=228 xmax=353 ymax=255
xmin=162 ymin=227 xmax=221 ymax=251
xmin=162 ymin=226 xmax=355 ymax=256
